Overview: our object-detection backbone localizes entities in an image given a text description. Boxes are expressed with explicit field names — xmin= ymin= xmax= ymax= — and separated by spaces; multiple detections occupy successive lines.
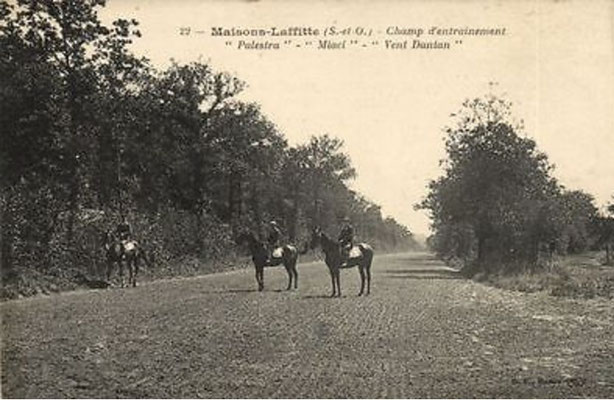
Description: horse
xmin=103 ymin=231 xmax=151 ymax=288
xmin=236 ymin=231 xmax=299 ymax=292
xmin=309 ymin=227 xmax=374 ymax=297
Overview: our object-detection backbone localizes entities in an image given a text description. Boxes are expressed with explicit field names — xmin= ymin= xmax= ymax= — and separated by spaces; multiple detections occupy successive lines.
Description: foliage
xmin=418 ymin=93 xmax=601 ymax=274
xmin=1 ymin=0 xmax=418 ymax=298
xmin=479 ymin=252 xmax=614 ymax=299
xmin=593 ymin=197 xmax=614 ymax=265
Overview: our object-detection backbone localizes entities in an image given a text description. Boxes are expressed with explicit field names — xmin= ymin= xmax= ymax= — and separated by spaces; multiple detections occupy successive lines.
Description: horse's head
xmin=235 ymin=231 xmax=246 ymax=245
xmin=310 ymin=228 xmax=342 ymax=258
xmin=235 ymin=230 xmax=255 ymax=246
xmin=102 ymin=230 xmax=117 ymax=250
xmin=102 ymin=230 xmax=125 ymax=261
xmin=236 ymin=230 xmax=267 ymax=257
xmin=308 ymin=226 xmax=323 ymax=250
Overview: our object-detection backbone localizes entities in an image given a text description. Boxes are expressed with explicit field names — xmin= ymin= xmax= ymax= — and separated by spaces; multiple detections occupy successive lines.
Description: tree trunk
xmin=0 ymin=190 xmax=12 ymax=272
xmin=250 ymin=181 xmax=262 ymax=237
xmin=66 ymin=72 xmax=81 ymax=243
xmin=312 ymin=178 xmax=321 ymax=228
xmin=528 ymin=240 xmax=540 ymax=264
xmin=477 ymin=235 xmax=485 ymax=265
xmin=289 ymin=186 xmax=300 ymax=242
xmin=227 ymin=171 xmax=242 ymax=224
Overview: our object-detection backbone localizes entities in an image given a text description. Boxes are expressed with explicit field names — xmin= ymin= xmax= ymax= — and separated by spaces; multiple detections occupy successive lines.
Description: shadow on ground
xmin=301 ymin=294 xmax=359 ymax=299
xmin=198 ymin=288 xmax=294 ymax=294
xmin=383 ymin=268 xmax=463 ymax=280
xmin=224 ymin=288 xmax=260 ymax=293
xmin=389 ymin=255 xmax=441 ymax=263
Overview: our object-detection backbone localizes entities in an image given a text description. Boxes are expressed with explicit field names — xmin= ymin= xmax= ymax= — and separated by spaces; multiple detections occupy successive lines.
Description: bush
xmin=1 ymin=192 xmax=242 ymax=299
xmin=472 ymin=252 xmax=614 ymax=299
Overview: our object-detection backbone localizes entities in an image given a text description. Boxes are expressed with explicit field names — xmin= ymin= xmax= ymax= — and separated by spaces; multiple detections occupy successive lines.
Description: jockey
xmin=338 ymin=217 xmax=354 ymax=263
xmin=116 ymin=216 xmax=133 ymax=245
xmin=267 ymin=220 xmax=283 ymax=261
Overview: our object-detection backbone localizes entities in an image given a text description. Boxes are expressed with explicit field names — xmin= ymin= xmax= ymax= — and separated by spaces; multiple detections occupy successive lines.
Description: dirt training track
xmin=2 ymin=252 xmax=613 ymax=398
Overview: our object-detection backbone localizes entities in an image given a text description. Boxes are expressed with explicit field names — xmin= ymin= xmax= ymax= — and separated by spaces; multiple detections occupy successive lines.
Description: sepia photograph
xmin=1 ymin=0 xmax=613 ymax=398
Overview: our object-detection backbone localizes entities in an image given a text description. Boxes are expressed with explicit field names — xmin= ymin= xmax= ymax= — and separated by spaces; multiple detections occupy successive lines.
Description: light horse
xmin=236 ymin=231 xmax=299 ymax=291
xmin=103 ymin=231 xmax=151 ymax=288
xmin=309 ymin=227 xmax=374 ymax=297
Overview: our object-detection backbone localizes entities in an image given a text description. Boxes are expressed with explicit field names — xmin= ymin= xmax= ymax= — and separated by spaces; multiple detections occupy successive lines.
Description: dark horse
xmin=236 ymin=231 xmax=299 ymax=291
xmin=103 ymin=231 xmax=151 ymax=288
xmin=309 ymin=227 xmax=374 ymax=297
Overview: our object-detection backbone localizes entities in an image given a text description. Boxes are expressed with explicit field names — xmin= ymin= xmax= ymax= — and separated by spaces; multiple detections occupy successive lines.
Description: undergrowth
xmin=470 ymin=252 xmax=614 ymax=299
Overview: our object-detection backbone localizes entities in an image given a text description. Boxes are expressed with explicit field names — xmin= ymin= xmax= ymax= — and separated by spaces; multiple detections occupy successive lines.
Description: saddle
xmin=348 ymin=246 xmax=362 ymax=258
xmin=271 ymin=247 xmax=283 ymax=259
xmin=121 ymin=240 xmax=137 ymax=252
xmin=340 ymin=245 xmax=361 ymax=266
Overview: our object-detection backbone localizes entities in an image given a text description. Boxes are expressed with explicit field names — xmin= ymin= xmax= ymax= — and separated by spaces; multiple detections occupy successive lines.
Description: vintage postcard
xmin=1 ymin=0 xmax=613 ymax=398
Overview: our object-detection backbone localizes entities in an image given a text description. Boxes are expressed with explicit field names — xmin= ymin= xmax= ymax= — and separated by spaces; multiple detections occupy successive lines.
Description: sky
xmin=100 ymin=0 xmax=614 ymax=236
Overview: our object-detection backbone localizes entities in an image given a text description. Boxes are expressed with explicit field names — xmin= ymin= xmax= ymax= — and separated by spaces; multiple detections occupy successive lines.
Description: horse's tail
xmin=283 ymin=245 xmax=299 ymax=263
xmin=359 ymin=244 xmax=374 ymax=266
xmin=139 ymin=247 xmax=154 ymax=268
xmin=298 ymin=242 xmax=310 ymax=255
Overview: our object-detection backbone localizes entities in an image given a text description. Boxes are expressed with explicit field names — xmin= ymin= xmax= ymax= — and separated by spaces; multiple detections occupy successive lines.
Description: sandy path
xmin=2 ymin=252 xmax=613 ymax=398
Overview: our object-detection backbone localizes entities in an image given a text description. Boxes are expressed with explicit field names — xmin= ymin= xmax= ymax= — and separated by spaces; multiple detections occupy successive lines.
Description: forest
xmin=0 ymin=0 xmax=418 ymax=298
xmin=417 ymin=94 xmax=614 ymax=276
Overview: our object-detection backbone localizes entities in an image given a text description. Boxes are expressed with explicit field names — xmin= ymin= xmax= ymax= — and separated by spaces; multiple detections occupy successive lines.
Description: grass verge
xmin=475 ymin=252 xmax=614 ymax=299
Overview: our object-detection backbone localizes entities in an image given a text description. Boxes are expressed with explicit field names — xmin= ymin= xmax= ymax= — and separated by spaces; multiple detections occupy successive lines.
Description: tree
xmin=557 ymin=190 xmax=599 ymax=253
xmin=418 ymin=93 xmax=561 ymax=272
xmin=594 ymin=197 xmax=614 ymax=265
xmin=0 ymin=0 xmax=418 ymax=296
xmin=91 ymin=17 xmax=147 ymax=210
xmin=0 ymin=0 xmax=148 ymax=240
xmin=295 ymin=134 xmax=356 ymax=227
xmin=205 ymin=101 xmax=286 ymax=227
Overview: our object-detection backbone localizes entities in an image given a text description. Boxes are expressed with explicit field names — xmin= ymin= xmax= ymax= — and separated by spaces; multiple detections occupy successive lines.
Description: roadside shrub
xmin=474 ymin=252 xmax=614 ymax=299
xmin=1 ymin=198 xmax=241 ymax=299
xmin=550 ymin=271 xmax=614 ymax=299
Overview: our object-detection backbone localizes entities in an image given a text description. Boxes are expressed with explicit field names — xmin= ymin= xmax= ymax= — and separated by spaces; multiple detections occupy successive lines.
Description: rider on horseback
xmin=116 ymin=215 xmax=134 ymax=252
xmin=338 ymin=217 xmax=354 ymax=266
xmin=117 ymin=216 xmax=132 ymax=240
xmin=266 ymin=220 xmax=283 ymax=264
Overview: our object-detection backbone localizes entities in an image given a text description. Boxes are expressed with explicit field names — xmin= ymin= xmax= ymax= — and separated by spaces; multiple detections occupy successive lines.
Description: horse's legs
xmin=358 ymin=266 xmax=365 ymax=296
xmin=329 ymin=269 xmax=336 ymax=297
xmin=285 ymin=265 xmax=292 ymax=291
xmin=336 ymin=269 xmax=342 ymax=297
xmin=127 ymin=256 xmax=137 ymax=288
xmin=256 ymin=266 xmax=264 ymax=291
xmin=293 ymin=264 xmax=298 ymax=289
xmin=126 ymin=258 xmax=133 ymax=287
xmin=118 ymin=261 xmax=125 ymax=288
xmin=255 ymin=269 xmax=260 ymax=291
xmin=366 ymin=262 xmax=372 ymax=295
xmin=133 ymin=256 xmax=139 ymax=287
xmin=260 ymin=268 xmax=265 ymax=291
xmin=106 ymin=259 xmax=113 ymax=283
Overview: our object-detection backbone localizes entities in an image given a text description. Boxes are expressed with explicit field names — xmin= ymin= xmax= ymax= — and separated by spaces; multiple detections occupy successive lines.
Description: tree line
xmin=0 ymin=0 xmax=417 ymax=295
xmin=417 ymin=93 xmax=614 ymax=274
